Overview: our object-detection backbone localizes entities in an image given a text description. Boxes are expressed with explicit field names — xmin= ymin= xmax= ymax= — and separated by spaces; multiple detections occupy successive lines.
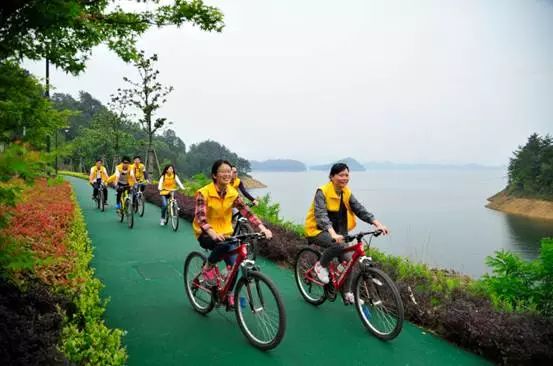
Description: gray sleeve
xmin=314 ymin=189 xmax=333 ymax=231
xmin=349 ymin=194 xmax=375 ymax=224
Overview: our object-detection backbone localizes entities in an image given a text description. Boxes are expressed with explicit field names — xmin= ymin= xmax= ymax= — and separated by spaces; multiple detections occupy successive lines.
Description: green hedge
xmin=59 ymin=190 xmax=127 ymax=365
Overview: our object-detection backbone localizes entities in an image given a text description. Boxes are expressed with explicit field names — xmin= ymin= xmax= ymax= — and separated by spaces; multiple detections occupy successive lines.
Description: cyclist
xmin=89 ymin=158 xmax=109 ymax=205
xmin=193 ymin=160 xmax=272 ymax=306
xmin=158 ymin=164 xmax=184 ymax=226
xmin=114 ymin=156 xmax=135 ymax=211
xmin=230 ymin=165 xmax=258 ymax=206
xmin=304 ymin=163 xmax=389 ymax=304
xmin=131 ymin=155 xmax=149 ymax=197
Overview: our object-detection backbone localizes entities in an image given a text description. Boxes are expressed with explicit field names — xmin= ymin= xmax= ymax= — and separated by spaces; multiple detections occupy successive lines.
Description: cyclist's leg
xmin=116 ymin=183 xmax=126 ymax=207
xmin=311 ymin=231 xmax=345 ymax=268
xmin=160 ymin=194 xmax=169 ymax=218
xmin=92 ymin=180 xmax=99 ymax=198
xmin=102 ymin=183 xmax=108 ymax=203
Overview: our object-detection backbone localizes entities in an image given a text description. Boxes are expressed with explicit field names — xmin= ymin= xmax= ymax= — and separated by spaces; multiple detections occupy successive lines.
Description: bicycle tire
xmin=294 ymin=247 xmax=326 ymax=305
xmin=354 ymin=267 xmax=404 ymax=340
xmin=137 ymin=195 xmax=145 ymax=217
xmin=234 ymin=271 xmax=286 ymax=350
xmin=126 ymin=197 xmax=134 ymax=229
xmin=99 ymin=189 xmax=105 ymax=212
xmin=171 ymin=201 xmax=179 ymax=231
xmin=183 ymin=251 xmax=214 ymax=314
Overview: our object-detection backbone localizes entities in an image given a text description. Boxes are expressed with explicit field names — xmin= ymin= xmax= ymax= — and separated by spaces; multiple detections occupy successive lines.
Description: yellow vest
xmin=160 ymin=173 xmax=178 ymax=195
xmin=90 ymin=165 xmax=109 ymax=182
xmin=231 ymin=177 xmax=241 ymax=189
xmin=192 ymin=182 xmax=239 ymax=238
xmin=132 ymin=163 xmax=145 ymax=182
xmin=115 ymin=163 xmax=135 ymax=186
xmin=304 ymin=181 xmax=357 ymax=237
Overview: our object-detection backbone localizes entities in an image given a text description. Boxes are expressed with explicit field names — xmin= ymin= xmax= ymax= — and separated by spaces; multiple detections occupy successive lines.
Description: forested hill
xmin=310 ymin=157 xmax=366 ymax=171
xmin=52 ymin=92 xmax=250 ymax=177
xmin=251 ymin=159 xmax=307 ymax=172
xmin=506 ymin=133 xmax=553 ymax=200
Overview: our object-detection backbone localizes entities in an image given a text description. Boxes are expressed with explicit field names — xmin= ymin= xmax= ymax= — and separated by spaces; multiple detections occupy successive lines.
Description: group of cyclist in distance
xmin=89 ymin=157 xmax=388 ymax=308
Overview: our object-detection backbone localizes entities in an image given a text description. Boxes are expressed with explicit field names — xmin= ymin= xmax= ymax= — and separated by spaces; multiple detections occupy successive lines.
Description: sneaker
xmin=314 ymin=261 xmax=329 ymax=284
xmin=344 ymin=292 xmax=355 ymax=304
xmin=115 ymin=203 xmax=121 ymax=209
xmin=227 ymin=294 xmax=235 ymax=310
xmin=202 ymin=266 xmax=217 ymax=286
xmin=160 ymin=218 xmax=165 ymax=226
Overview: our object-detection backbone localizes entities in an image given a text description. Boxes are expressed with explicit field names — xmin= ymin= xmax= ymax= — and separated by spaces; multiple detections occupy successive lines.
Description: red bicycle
xmin=183 ymin=232 xmax=286 ymax=350
xmin=294 ymin=230 xmax=404 ymax=340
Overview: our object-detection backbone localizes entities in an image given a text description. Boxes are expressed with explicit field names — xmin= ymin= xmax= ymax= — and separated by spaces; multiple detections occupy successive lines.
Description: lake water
xmin=250 ymin=169 xmax=553 ymax=278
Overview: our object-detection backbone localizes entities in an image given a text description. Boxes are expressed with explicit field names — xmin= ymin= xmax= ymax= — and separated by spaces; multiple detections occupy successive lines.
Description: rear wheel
xmin=137 ymin=194 xmax=145 ymax=217
xmin=234 ymin=271 xmax=286 ymax=350
xmin=170 ymin=201 xmax=179 ymax=231
xmin=294 ymin=247 xmax=326 ymax=305
xmin=354 ymin=267 xmax=404 ymax=340
xmin=183 ymin=252 xmax=214 ymax=314
xmin=126 ymin=197 xmax=134 ymax=229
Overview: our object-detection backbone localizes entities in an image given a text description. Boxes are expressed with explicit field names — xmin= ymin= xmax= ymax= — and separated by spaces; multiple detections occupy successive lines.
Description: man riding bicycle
xmin=114 ymin=156 xmax=135 ymax=211
xmin=131 ymin=155 xmax=149 ymax=197
xmin=89 ymin=158 xmax=109 ymax=205
xmin=305 ymin=163 xmax=389 ymax=304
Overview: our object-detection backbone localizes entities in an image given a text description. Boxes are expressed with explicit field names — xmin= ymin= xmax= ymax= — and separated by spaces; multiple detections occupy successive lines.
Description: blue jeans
xmin=198 ymin=234 xmax=237 ymax=266
xmin=161 ymin=194 xmax=169 ymax=219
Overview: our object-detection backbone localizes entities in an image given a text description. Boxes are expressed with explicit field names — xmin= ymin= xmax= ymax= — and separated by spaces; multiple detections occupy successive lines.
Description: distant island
xmin=310 ymin=157 xmax=366 ymax=171
xmin=251 ymin=159 xmax=307 ymax=172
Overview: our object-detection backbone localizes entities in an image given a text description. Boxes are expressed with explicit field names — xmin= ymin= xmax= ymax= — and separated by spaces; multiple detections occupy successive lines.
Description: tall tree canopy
xmin=0 ymin=0 xmax=224 ymax=73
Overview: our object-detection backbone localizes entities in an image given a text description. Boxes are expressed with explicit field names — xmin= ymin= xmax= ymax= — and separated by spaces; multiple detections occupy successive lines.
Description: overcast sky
xmin=24 ymin=0 xmax=553 ymax=165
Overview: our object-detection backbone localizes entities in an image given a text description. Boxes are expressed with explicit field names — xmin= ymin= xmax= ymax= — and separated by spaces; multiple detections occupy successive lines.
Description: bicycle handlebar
xmin=333 ymin=230 xmax=383 ymax=243
xmin=220 ymin=232 xmax=267 ymax=245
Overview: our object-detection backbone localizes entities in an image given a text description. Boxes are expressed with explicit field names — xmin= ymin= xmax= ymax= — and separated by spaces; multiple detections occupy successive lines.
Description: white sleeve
xmin=115 ymin=169 xmax=121 ymax=178
xmin=158 ymin=176 xmax=164 ymax=190
xmin=175 ymin=176 xmax=185 ymax=190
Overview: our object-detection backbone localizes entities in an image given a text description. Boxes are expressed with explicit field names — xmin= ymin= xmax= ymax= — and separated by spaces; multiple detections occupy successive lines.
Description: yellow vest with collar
xmin=192 ymin=182 xmax=239 ymax=238
xmin=304 ymin=181 xmax=357 ymax=237
xmin=90 ymin=165 xmax=109 ymax=182
xmin=231 ymin=177 xmax=241 ymax=189
xmin=132 ymin=163 xmax=146 ymax=182
xmin=160 ymin=173 xmax=178 ymax=195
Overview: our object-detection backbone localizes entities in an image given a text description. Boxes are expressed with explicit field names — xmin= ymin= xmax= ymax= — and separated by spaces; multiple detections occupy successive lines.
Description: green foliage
xmin=0 ymin=62 xmax=69 ymax=147
xmin=508 ymin=133 xmax=553 ymax=199
xmin=479 ymin=238 xmax=553 ymax=316
xmin=252 ymin=194 xmax=305 ymax=236
xmin=182 ymin=140 xmax=251 ymax=177
xmin=1 ymin=0 xmax=224 ymax=74
xmin=182 ymin=173 xmax=211 ymax=196
xmin=59 ymin=198 xmax=127 ymax=365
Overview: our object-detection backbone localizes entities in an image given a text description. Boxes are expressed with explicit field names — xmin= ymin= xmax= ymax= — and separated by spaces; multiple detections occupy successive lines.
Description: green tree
xmin=113 ymin=51 xmax=173 ymax=176
xmin=1 ymin=0 xmax=224 ymax=74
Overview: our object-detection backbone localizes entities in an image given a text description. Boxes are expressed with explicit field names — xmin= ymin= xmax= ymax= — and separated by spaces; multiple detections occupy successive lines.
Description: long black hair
xmin=160 ymin=164 xmax=176 ymax=179
xmin=329 ymin=163 xmax=349 ymax=179
xmin=211 ymin=159 xmax=232 ymax=182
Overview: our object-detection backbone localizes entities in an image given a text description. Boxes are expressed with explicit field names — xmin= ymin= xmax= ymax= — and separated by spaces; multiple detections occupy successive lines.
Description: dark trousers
xmin=92 ymin=179 xmax=108 ymax=203
xmin=116 ymin=183 xmax=130 ymax=205
xmin=307 ymin=231 xmax=357 ymax=292
xmin=198 ymin=234 xmax=237 ymax=266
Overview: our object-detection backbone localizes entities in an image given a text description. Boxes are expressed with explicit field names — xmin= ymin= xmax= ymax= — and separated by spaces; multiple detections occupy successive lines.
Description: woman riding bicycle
xmin=158 ymin=164 xmax=185 ymax=226
xmin=230 ymin=165 xmax=258 ymax=206
xmin=305 ymin=163 xmax=389 ymax=304
xmin=193 ymin=160 xmax=272 ymax=306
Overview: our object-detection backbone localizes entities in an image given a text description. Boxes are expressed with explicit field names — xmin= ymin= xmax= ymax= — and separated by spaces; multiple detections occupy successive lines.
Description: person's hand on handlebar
xmin=258 ymin=225 xmax=272 ymax=240
xmin=372 ymin=220 xmax=389 ymax=235
xmin=207 ymin=228 xmax=226 ymax=242
xmin=329 ymin=228 xmax=344 ymax=243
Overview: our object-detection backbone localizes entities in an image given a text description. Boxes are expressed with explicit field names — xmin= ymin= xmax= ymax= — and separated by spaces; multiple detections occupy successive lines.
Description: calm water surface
xmin=251 ymin=169 xmax=553 ymax=277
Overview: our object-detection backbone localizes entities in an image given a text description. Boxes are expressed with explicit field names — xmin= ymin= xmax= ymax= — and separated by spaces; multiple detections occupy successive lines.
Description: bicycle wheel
xmin=294 ymin=248 xmax=326 ymax=305
xmin=354 ymin=267 xmax=404 ymax=340
xmin=234 ymin=271 xmax=286 ymax=350
xmin=237 ymin=223 xmax=257 ymax=260
xmin=137 ymin=195 xmax=145 ymax=217
xmin=118 ymin=201 xmax=125 ymax=223
xmin=126 ymin=197 xmax=134 ymax=229
xmin=183 ymin=251 xmax=214 ymax=314
xmin=170 ymin=201 xmax=179 ymax=231
xmin=99 ymin=189 xmax=105 ymax=212
xmin=133 ymin=195 xmax=138 ymax=213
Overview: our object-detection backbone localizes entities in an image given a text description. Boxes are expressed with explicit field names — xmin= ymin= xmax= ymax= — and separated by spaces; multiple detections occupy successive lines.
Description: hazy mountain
xmin=363 ymin=161 xmax=503 ymax=170
xmin=310 ymin=157 xmax=366 ymax=171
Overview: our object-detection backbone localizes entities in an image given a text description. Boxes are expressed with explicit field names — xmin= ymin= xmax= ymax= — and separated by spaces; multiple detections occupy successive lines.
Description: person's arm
xmin=158 ymin=176 xmax=164 ymax=191
xmin=349 ymin=194 xmax=389 ymax=234
xmin=314 ymin=189 xmax=343 ymax=242
xmin=114 ymin=169 xmax=120 ymax=186
xmin=233 ymin=196 xmax=272 ymax=238
xmin=238 ymin=181 xmax=256 ymax=202
xmin=195 ymin=192 xmax=225 ymax=241
xmin=175 ymin=175 xmax=185 ymax=190
xmin=89 ymin=167 xmax=94 ymax=183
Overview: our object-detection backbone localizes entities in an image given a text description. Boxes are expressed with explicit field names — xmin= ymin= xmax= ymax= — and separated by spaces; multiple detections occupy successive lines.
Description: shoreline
xmin=241 ymin=176 xmax=267 ymax=189
xmin=486 ymin=190 xmax=553 ymax=221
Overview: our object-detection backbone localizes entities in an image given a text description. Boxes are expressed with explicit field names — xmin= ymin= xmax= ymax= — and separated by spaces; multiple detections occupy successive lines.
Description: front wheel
xmin=183 ymin=252 xmax=214 ymax=314
xmin=354 ymin=267 xmax=404 ymax=340
xmin=99 ymin=189 xmax=105 ymax=212
xmin=170 ymin=201 xmax=179 ymax=231
xmin=234 ymin=271 xmax=286 ymax=350
xmin=118 ymin=201 xmax=125 ymax=223
xmin=294 ymin=247 xmax=326 ymax=305
xmin=137 ymin=195 xmax=145 ymax=217
xmin=126 ymin=197 xmax=134 ymax=229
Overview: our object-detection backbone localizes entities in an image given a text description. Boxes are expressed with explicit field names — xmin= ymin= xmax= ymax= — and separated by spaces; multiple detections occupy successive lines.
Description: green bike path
xmin=69 ymin=177 xmax=490 ymax=366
